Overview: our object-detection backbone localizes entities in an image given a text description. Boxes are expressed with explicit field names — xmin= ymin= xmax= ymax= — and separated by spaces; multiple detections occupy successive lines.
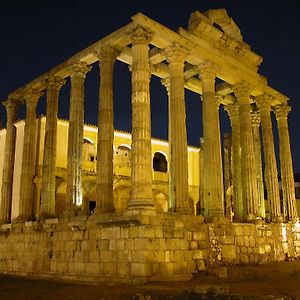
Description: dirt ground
xmin=1 ymin=260 xmax=300 ymax=300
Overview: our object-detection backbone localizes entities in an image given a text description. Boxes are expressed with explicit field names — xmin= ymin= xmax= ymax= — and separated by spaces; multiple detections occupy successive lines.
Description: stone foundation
xmin=0 ymin=213 xmax=300 ymax=283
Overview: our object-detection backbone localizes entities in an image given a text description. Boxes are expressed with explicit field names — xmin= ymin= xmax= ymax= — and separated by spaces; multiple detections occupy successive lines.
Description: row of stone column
xmin=0 ymin=24 xmax=297 ymax=223
xmin=225 ymin=85 xmax=297 ymax=222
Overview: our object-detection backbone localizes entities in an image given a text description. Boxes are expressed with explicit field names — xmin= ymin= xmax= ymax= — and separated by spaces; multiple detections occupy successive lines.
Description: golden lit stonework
xmin=0 ymin=9 xmax=299 ymax=283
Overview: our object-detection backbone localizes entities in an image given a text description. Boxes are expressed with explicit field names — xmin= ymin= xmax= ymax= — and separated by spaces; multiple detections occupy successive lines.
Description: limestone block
xmin=72 ymin=231 xmax=84 ymax=241
xmin=184 ymin=231 xmax=192 ymax=241
xmin=249 ymin=236 xmax=256 ymax=247
xmin=131 ymin=262 xmax=152 ymax=277
xmin=240 ymin=254 xmax=249 ymax=264
xmin=192 ymin=250 xmax=206 ymax=260
xmin=125 ymin=239 xmax=135 ymax=251
xmin=157 ymin=251 xmax=165 ymax=262
xmin=65 ymin=240 xmax=76 ymax=251
xmin=74 ymin=251 xmax=84 ymax=262
xmin=159 ymin=262 xmax=174 ymax=276
xmin=135 ymin=238 xmax=153 ymax=250
xmin=189 ymin=240 xmax=198 ymax=250
xmin=109 ymin=239 xmax=116 ymax=251
xmin=174 ymin=220 xmax=184 ymax=228
xmin=174 ymin=250 xmax=187 ymax=262
xmin=98 ymin=240 xmax=110 ymax=251
xmin=165 ymin=250 xmax=175 ymax=262
xmin=193 ymin=231 xmax=206 ymax=241
xmin=50 ymin=261 xmax=56 ymax=272
xmin=86 ymin=262 xmax=100 ymax=275
xmin=152 ymin=239 xmax=166 ymax=251
xmin=116 ymin=250 xmax=129 ymax=262
xmin=139 ymin=226 xmax=155 ymax=238
xmin=100 ymin=251 xmax=113 ymax=262
xmin=120 ymin=227 xmax=129 ymax=238
xmin=129 ymin=226 xmax=139 ymax=238
xmin=244 ymin=236 xmax=249 ymax=247
xmin=111 ymin=227 xmax=120 ymax=239
xmin=102 ymin=228 xmax=112 ymax=239
xmin=166 ymin=238 xmax=181 ymax=250
xmin=89 ymin=251 xmax=100 ymax=263
xmin=236 ymin=236 xmax=244 ymax=246
xmin=81 ymin=240 xmax=89 ymax=251
xmin=233 ymin=225 xmax=244 ymax=236
xmin=65 ymin=250 xmax=74 ymax=260
xmin=164 ymin=228 xmax=175 ymax=238
xmin=117 ymin=262 xmax=130 ymax=276
xmin=88 ymin=229 xmax=100 ymax=240
xmin=240 ymin=247 xmax=247 ymax=254
xmin=73 ymin=262 xmax=85 ymax=273
xmin=265 ymin=244 xmax=271 ymax=253
xmin=187 ymin=260 xmax=196 ymax=273
xmin=243 ymin=226 xmax=252 ymax=236
xmin=198 ymin=241 xmax=207 ymax=249
xmin=174 ymin=261 xmax=187 ymax=274
xmin=131 ymin=250 xmax=155 ymax=263
xmin=258 ymin=246 xmax=265 ymax=254
xmin=56 ymin=261 xmax=68 ymax=273
xmin=174 ymin=228 xmax=184 ymax=238
xmin=221 ymin=245 xmax=236 ymax=260
xmin=154 ymin=227 xmax=163 ymax=238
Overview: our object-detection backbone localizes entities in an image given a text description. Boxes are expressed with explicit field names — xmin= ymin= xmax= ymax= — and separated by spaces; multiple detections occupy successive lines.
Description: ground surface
xmin=1 ymin=260 xmax=300 ymax=300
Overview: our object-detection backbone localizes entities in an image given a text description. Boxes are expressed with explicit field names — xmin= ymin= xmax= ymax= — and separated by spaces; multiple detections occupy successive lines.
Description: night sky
xmin=0 ymin=0 xmax=299 ymax=171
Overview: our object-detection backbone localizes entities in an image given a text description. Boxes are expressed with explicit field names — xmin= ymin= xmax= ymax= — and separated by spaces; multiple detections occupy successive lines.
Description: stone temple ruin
xmin=0 ymin=9 xmax=299 ymax=282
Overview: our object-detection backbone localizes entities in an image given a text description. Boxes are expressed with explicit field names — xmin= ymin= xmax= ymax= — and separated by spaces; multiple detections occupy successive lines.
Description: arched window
xmin=153 ymin=152 xmax=167 ymax=173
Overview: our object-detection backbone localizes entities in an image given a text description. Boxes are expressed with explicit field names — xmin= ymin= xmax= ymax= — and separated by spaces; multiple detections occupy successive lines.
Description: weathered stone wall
xmin=0 ymin=214 xmax=300 ymax=283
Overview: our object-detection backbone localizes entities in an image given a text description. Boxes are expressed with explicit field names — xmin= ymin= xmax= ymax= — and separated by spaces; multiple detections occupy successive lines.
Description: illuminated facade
xmin=0 ymin=9 xmax=299 ymax=283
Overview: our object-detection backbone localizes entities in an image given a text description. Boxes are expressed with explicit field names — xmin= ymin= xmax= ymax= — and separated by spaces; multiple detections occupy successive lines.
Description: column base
xmin=205 ymin=215 xmax=229 ymax=224
xmin=271 ymin=216 xmax=284 ymax=223
xmin=126 ymin=199 xmax=156 ymax=216
xmin=246 ymin=214 xmax=264 ymax=224
xmin=38 ymin=212 xmax=57 ymax=221
xmin=175 ymin=207 xmax=194 ymax=215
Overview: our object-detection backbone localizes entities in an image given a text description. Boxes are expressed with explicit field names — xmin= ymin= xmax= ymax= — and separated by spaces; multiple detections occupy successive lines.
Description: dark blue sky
xmin=0 ymin=0 xmax=299 ymax=171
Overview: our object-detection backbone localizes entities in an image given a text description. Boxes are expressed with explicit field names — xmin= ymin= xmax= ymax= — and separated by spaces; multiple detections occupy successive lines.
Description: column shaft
xmin=233 ymin=82 xmax=259 ymax=221
xmin=0 ymin=99 xmax=18 ymax=224
xmin=225 ymin=104 xmax=243 ymax=221
xmin=95 ymin=46 xmax=118 ymax=213
xmin=18 ymin=90 xmax=42 ymax=221
xmin=167 ymin=44 xmax=192 ymax=214
xmin=40 ymin=77 xmax=65 ymax=218
xmin=66 ymin=62 xmax=91 ymax=214
xmin=274 ymin=104 xmax=298 ymax=221
xmin=256 ymin=95 xmax=281 ymax=221
xmin=199 ymin=61 xmax=224 ymax=218
xmin=127 ymin=26 xmax=154 ymax=210
xmin=250 ymin=111 xmax=265 ymax=219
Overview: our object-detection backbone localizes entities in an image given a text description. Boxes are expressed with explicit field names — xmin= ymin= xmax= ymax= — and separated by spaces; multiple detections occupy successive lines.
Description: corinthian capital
xmin=166 ymin=43 xmax=188 ymax=64
xmin=3 ymin=98 xmax=18 ymax=121
xmin=224 ymin=102 xmax=239 ymax=119
xmin=198 ymin=60 xmax=219 ymax=80
xmin=255 ymin=93 xmax=273 ymax=111
xmin=24 ymin=88 xmax=44 ymax=107
xmin=233 ymin=81 xmax=253 ymax=102
xmin=273 ymin=103 xmax=291 ymax=120
xmin=95 ymin=45 xmax=119 ymax=63
xmin=130 ymin=25 xmax=152 ymax=45
xmin=45 ymin=76 xmax=66 ymax=91
xmin=68 ymin=62 xmax=91 ymax=79
xmin=161 ymin=77 xmax=170 ymax=94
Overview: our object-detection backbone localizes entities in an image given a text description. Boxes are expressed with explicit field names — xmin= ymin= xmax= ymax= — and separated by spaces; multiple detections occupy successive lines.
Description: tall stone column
xmin=233 ymin=82 xmax=259 ymax=221
xmin=166 ymin=44 xmax=192 ymax=214
xmin=250 ymin=110 xmax=265 ymax=219
xmin=199 ymin=61 xmax=224 ymax=219
xmin=256 ymin=95 xmax=281 ymax=222
xmin=40 ymin=76 xmax=65 ymax=219
xmin=0 ymin=98 xmax=18 ymax=224
xmin=18 ymin=89 xmax=43 ymax=221
xmin=274 ymin=104 xmax=298 ymax=221
xmin=225 ymin=103 xmax=243 ymax=221
xmin=66 ymin=62 xmax=91 ymax=214
xmin=95 ymin=46 xmax=118 ymax=213
xmin=127 ymin=26 xmax=154 ymax=211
